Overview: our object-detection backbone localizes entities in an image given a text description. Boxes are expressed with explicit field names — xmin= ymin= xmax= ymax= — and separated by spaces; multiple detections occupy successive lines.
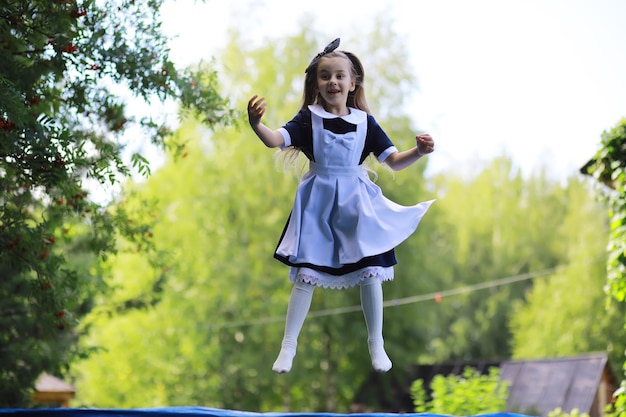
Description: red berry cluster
xmin=38 ymin=247 xmax=50 ymax=260
xmin=54 ymin=309 xmax=67 ymax=330
xmin=69 ymin=8 xmax=87 ymax=18
xmin=6 ymin=16 xmax=23 ymax=25
xmin=67 ymin=191 xmax=88 ymax=206
xmin=112 ymin=118 xmax=127 ymax=131
xmin=61 ymin=42 xmax=78 ymax=53
xmin=38 ymin=234 xmax=56 ymax=260
xmin=0 ymin=119 xmax=16 ymax=131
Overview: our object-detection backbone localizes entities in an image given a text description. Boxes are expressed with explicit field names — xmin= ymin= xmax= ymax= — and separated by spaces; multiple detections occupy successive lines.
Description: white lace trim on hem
xmin=289 ymin=266 xmax=394 ymax=289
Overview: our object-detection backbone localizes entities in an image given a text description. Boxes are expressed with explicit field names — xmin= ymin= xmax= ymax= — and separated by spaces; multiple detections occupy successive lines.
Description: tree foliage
xmin=410 ymin=367 xmax=508 ymax=415
xmin=549 ymin=408 xmax=590 ymax=417
xmin=582 ymin=118 xmax=626 ymax=417
xmin=509 ymin=175 xmax=625 ymax=370
xmin=0 ymin=0 xmax=232 ymax=406
xmin=407 ymin=158 xmax=611 ymax=364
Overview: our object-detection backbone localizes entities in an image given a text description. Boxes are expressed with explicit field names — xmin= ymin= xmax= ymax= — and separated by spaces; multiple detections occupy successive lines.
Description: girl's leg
xmin=272 ymin=281 xmax=315 ymax=374
xmin=360 ymin=277 xmax=392 ymax=372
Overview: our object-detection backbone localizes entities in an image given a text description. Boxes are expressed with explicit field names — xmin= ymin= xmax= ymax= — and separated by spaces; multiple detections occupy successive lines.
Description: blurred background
xmin=161 ymin=0 xmax=626 ymax=180
xmin=2 ymin=0 xmax=625 ymax=414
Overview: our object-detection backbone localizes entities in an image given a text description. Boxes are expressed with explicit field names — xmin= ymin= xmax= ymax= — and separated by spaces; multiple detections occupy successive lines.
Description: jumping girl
xmin=247 ymin=38 xmax=435 ymax=374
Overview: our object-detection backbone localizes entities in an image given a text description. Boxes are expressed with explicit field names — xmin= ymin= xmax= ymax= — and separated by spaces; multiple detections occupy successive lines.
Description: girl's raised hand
xmin=416 ymin=134 xmax=435 ymax=156
xmin=248 ymin=95 xmax=267 ymax=127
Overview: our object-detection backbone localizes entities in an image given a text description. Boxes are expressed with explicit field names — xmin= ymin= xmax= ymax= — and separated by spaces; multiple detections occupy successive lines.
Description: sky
xmin=160 ymin=0 xmax=626 ymax=180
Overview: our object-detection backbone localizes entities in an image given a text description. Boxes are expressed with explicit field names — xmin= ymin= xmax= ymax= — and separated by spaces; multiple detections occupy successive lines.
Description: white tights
xmin=272 ymin=277 xmax=392 ymax=374
xmin=272 ymin=281 xmax=314 ymax=373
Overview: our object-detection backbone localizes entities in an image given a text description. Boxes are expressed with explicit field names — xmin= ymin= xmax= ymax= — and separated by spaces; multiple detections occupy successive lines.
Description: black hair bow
xmin=305 ymin=38 xmax=340 ymax=73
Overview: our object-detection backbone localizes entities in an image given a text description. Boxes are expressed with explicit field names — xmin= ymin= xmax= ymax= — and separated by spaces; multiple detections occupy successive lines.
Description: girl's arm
xmin=248 ymin=95 xmax=285 ymax=148
xmin=385 ymin=134 xmax=434 ymax=171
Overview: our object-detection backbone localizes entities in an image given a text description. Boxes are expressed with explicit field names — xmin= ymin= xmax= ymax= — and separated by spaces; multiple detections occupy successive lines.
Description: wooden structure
xmin=501 ymin=353 xmax=617 ymax=417
xmin=32 ymin=373 xmax=76 ymax=408
xmin=351 ymin=352 xmax=617 ymax=417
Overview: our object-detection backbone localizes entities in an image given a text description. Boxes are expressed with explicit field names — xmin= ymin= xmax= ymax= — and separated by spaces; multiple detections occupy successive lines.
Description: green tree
xmin=73 ymin=116 xmax=297 ymax=408
xmin=0 ymin=0 xmax=232 ymax=406
xmin=581 ymin=119 xmax=626 ymax=417
xmin=510 ymin=174 xmax=625 ymax=370
xmin=412 ymin=157 xmax=601 ymax=363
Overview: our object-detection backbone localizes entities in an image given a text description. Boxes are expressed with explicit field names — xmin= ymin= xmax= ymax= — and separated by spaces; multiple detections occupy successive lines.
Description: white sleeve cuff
xmin=278 ymin=128 xmax=291 ymax=149
xmin=378 ymin=146 xmax=398 ymax=163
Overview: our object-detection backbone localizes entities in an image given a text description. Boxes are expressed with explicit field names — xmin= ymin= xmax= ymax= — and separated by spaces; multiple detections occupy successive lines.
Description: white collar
xmin=308 ymin=104 xmax=367 ymax=124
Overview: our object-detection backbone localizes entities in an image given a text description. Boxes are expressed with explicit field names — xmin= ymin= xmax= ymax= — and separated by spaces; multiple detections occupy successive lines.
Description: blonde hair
xmin=300 ymin=50 xmax=371 ymax=114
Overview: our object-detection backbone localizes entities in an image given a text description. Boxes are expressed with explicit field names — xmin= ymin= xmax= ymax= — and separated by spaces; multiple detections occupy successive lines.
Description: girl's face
xmin=316 ymin=56 xmax=356 ymax=115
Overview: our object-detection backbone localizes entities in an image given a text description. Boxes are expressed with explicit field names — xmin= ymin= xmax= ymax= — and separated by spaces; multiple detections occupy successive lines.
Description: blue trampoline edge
xmin=0 ymin=406 xmax=536 ymax=417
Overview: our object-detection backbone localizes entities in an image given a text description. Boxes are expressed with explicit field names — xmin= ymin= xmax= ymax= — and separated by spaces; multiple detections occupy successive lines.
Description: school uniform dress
xmin=275 ymin=104 xmax=434 ymax=289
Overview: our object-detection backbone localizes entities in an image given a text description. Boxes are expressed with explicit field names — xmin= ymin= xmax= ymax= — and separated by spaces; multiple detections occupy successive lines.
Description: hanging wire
xmin=204 ymin=261 xmax=601 ymax=331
